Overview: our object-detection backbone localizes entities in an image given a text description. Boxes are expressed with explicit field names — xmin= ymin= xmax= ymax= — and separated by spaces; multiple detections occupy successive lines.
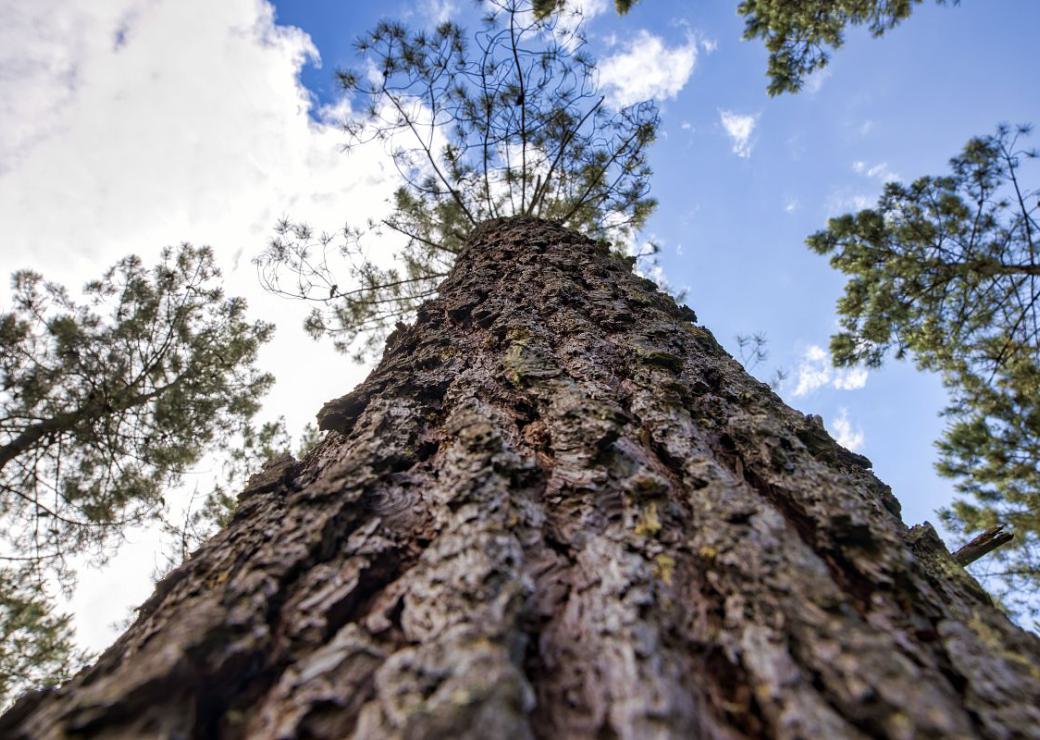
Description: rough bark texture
xmin=5 ymin=218 xmax=1040 ymax=739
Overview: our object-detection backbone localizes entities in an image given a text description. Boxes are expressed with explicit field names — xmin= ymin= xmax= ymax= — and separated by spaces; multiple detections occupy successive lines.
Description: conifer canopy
xmin=0 ymin=245 xmax=274 ymax=588
xmin=808 ymin=125 xmax=1039 ymax=623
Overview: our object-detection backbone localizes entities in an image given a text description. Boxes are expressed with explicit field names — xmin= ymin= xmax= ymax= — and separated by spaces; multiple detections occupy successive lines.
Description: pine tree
xmin=0 ymin=570 xmax=84 ymax=709
xmin=0 ymin=245 xmax=275 ymax=703
xmin=4 ymin=217 xmax=1040 ymax=737
xmin=0 ymin=245 xmax=275 ymax=587
xmin=808 ymin=124 xmax=1040 ymax=626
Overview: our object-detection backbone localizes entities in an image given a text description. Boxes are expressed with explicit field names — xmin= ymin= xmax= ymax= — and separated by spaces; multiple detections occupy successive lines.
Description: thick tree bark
xmin=5 ymin=217 xmax=1040 ymax=738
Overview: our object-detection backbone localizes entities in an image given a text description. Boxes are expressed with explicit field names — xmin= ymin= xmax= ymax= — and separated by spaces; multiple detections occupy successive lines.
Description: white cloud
xmin=832 ymin=366 xmax=868 ymax=391
xmin=792 ymin=345 xmax=869 ymax=397
xmin=825 ymin=160 xmax=900 ymax=215
xmin=0 ymin=0 xmax=398 ymax=652
xmin=826 ymin=190 xmax=874 ymax=215
xmin=420 ymin=0 xmax=459 ymax=23
xmin=852 ymin=160 xmax=901 ymax=182
xmin=700 ymin=37 xmax=718 ymax=54
xmin=0 ymin=4 xmax=94 ymax=172
xmin=719 ymin=109 xmax=758 ymax=158
xmin=793 ymin=345 xmax=832 ymax=396
xmin=858 ymin=119 xmax=875 ymax=136
xmin=784 ymin=198 xmax=799 ymax=214
xmin=599 ymin=30 xmax=696 ymax=108
xmin=831 ymin=408 xmax=865 ymax=451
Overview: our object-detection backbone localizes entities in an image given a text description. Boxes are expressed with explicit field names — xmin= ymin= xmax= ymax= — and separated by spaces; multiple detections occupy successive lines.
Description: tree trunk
xmin=4 ymin=217 xmax=1039 ymax=739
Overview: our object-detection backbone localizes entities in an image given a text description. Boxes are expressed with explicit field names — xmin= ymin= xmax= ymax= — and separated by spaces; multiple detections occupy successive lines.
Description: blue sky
xmin=0 ymin=0 xmax=1037 ymax=648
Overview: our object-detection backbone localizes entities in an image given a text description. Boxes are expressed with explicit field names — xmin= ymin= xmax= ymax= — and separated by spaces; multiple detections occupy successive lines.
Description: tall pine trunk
xmin=5 ymin=218 xmax=1039 ymax=738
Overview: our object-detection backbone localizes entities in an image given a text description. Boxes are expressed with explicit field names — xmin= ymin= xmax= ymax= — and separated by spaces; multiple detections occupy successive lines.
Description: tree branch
xmin=953 ymin=524 xmax=1014 ymax=566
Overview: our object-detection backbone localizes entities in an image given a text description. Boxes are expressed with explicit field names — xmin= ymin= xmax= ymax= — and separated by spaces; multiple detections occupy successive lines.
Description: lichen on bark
xmin=4 ymin=218 xmax=1039 ymax=739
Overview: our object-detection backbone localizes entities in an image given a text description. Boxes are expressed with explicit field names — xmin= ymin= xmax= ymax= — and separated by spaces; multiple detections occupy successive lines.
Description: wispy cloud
xmin=831 ymin=408 xmax=865 ymax=451
xmin=419 ymin=0 xmax=458 ymax=23
xmin=792 ymin=345 xmax=869 ymax=397
xmin=793 ymin=346 xmax=831 ymax=396
xmin=852 ymin=160 xmax=901 ymax=182
xmin=825 ymin=159 xmax=901 ymax=215
xmin=833 ymin=366 xmax=869 ymax=391
xmin=599 ymin=30 xmax=696 ymax=108
xmin=825 ymin=191 xmax=874 ymax=215
xmin=802 ymin=67 xmax=831 ymax=95
xmin=719 ymin=110 xmax=758 ymax=158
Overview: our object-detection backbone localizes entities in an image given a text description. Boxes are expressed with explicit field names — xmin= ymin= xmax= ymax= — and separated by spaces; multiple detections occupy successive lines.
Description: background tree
xmin=0 ymin=569 xmax=85 ymax=708
xmin=0 ymin=245 xmax=275 ymax=589
xmin=807 ymin=124 xmax=1040 ymax=625
xmin=257 ymin=0 xmax=658 ymax=359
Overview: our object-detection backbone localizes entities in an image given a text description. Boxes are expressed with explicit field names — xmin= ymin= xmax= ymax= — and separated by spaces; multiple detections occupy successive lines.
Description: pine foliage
xmin=0 ymin=245 xmax=274 ymax=588
xmin=808 ymin=125 xmax=1040 ymax=624
xmin=0 ymin=569 xmax=86 ymax=707
xmin=739 ymin=0 xmax=953 ymax=95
